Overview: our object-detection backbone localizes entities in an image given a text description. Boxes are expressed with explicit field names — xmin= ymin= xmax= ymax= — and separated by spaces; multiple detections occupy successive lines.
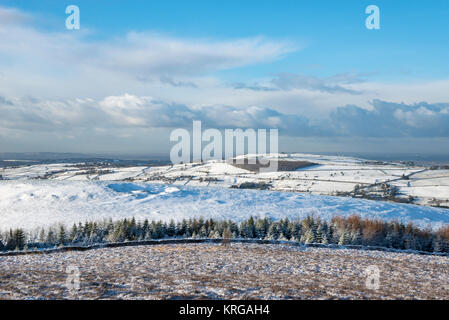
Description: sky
xmin=0 ymin=0 xmax=449 ymax=156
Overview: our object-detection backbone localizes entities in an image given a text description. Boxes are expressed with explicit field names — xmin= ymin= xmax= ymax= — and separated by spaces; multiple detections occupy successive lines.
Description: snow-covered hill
xmin=1 ymin=180 xmax=449 ymax=230
xmin=2 ymin=153 xmax=448 ymax=208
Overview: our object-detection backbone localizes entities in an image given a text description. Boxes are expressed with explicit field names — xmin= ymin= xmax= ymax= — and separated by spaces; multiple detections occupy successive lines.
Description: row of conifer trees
xmin=1 ymin=215 xmax=448 ymax=253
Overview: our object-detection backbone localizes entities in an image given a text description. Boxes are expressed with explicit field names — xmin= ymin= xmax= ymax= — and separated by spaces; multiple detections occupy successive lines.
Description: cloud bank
xmin=1 ymin=94 xmax=448 ymax=140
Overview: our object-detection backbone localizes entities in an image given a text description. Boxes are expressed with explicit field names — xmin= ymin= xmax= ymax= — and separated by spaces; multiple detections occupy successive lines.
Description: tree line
xmin=1 ymin=215 xmax=448 ymax=253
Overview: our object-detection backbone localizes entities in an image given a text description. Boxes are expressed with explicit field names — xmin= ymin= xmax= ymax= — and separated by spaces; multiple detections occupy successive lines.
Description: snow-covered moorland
xmin=1 ymin=153 xmax=448 ymax=208
xmin=1 ymin=153 xmax=448 ymax=232
xmin=1 ymin=180 xmax=449 ymax=231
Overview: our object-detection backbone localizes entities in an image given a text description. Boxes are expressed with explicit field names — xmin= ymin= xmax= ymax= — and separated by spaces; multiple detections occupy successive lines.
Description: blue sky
xmin=0 ymin=0 xmax=449 ymax=155
xmin=6 ymin=0 xmax=449 ymax=80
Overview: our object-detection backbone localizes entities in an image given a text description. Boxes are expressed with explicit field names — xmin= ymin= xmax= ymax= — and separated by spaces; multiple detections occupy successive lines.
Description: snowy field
xmin=1 ymin=180 xmax=449 ymax=231
xmin=1 ymin=153 xmax=449 ymax=231
xmin=1 ymin=153 xmax=448 ymax=208
xmin=1 ymin=243 xmax=448 ymax=299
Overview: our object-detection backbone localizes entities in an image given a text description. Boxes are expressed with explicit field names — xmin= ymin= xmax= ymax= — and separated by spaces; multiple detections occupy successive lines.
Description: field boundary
xmin=1 ymin=238 xmax=448 ymax=257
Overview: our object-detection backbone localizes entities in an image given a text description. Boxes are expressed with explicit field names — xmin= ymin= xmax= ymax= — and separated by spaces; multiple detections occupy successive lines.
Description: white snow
xmin=1 ymin=153 xmax=448 ymax=230
xmin=1 ymin=180 xmax=449 ymax=231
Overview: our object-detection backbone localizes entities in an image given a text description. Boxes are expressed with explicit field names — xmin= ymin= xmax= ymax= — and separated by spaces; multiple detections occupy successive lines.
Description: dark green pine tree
xmin=245 ymin=217 xmax=256 ymax=238
xmin=228 ymin=220 xmax=239 ymax=238
xmin=58 ymin=225 xmax=67 ymax=246
xmin=69 ymin=224 xmax=78 ymax=243
xmin=83 ymin=221 xmax=91 ymax=238
xmin=267 ymin=223 xmax=280 ymax=240
xmin=39 ymin=228 xmax=46 ymax=243
xmin=404 ymin=234 xmax=417 ymax=250
xmin=109 ymin=221 xmax=126 ymax=242
xmin=255 ymin=218 xmax=269 ymax=239
xmin=288 ymin=221 xmax=301 ymax=241
xmin=178 ymin=219 xmax=188 ymax=237
xmin=280 ymin=218 xmax=291 ymax=240
xmin=167 ymin=219 xmax=176 ymax=237
xmin=89 ymin=223 xmax=99 ymax=243
xmin=152 ymin=221 xmax=165 ymax=239
xmin=198 ymin=218 xmax=205 ymax=234
xmin=303 ymin=228 xmax=316 ymax=244
xmin=338 ymin=230 xmax=350 ymax=245
xmin=199 ymin=225 xmax=207 ymax=238
xmin=351 ymin=230 xmax=362 ymax=245
xmin=128 ymin=217 xmax=137 ymax=240
xmin=142 ymin=219 xmax=150 ymax=239
xmin=6 ymin=229 xmax=16 ymax=250
xmin=46 ymin=228 xmax=57 ymax=246
xmin=315 ymin=225 xmax=323 ymax=243
xmin=320 ymin=222 xmax=330 ymax=244
xmin=136 ymin=221 xmax=143 ymax=240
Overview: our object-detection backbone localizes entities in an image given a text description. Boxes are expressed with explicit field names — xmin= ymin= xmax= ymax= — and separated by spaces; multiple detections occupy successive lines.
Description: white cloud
xmin=394 ymin=105 xmax=440 ymax=128
xmin=0 ymin=5 xmax=301 ymax=106
xmin=0 ymin=6 xmax=296 ymax=80
xmin=0 ymin=6 xmax=30 ymax=25
xmin=98 ymin=32 xmax=296 ymax=76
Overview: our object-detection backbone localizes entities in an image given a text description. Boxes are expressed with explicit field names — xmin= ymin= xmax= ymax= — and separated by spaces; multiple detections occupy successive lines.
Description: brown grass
xmin=0 ymin=243 xmax=448 ymax=300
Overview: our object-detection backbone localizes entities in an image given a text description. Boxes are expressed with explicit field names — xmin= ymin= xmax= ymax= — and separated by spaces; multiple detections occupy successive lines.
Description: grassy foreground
xmin=1 ymin=243 xmax=448 ymax=299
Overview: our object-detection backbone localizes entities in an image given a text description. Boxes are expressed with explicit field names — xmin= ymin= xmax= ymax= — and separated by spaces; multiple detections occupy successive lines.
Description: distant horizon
xmin=2 ymin=150 xmax=449 ymax=165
